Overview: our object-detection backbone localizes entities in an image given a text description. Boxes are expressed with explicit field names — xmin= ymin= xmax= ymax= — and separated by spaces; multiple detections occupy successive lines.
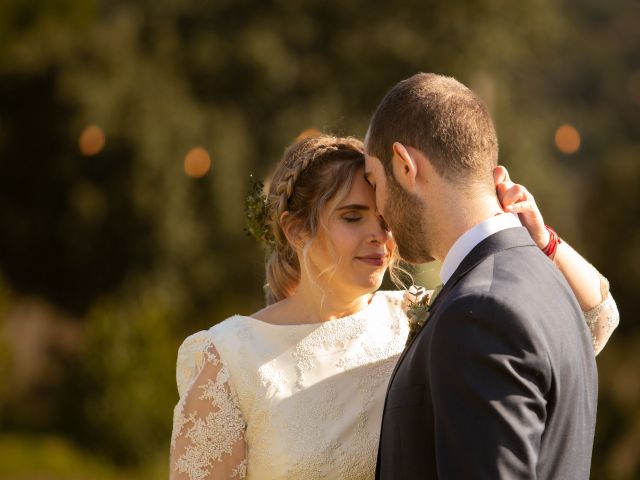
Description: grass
xmin=0 ymin=434 xmax=166 ymax=480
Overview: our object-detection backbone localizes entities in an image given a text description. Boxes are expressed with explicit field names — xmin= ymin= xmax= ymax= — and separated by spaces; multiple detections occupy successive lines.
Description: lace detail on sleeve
xmin=170 ymin=333 xmax=247 ymax=480
xmin=584 ymin=275 xmax=620 ymax=356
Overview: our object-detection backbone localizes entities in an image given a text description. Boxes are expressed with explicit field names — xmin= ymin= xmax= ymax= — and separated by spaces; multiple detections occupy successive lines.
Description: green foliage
xmin=0 ymin=277 xmax=12 ymax=422
xmin=71 ymin=293 xmax=178 ymax=465
xmin=592 ymin=334 xmax=640 ymax=479
xmin=244 ymin=177 xmax=275 ymax=249
xmin=0 ymin=434 xmax=165 ymax=479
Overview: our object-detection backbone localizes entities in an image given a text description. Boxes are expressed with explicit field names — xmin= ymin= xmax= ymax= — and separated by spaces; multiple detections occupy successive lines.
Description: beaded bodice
xmin=172 ymin=291 xmax=408 ymax=479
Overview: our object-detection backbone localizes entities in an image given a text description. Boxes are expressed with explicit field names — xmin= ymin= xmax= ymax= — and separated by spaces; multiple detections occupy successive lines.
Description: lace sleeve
xmin=170 ymin=332 xmax=247 ymax=480
xmin=584 ymin=275 xmax=620 ymax=356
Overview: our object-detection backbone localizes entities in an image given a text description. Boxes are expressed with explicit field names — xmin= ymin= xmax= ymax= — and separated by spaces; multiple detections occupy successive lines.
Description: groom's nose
xmin=378 ymin=214 xmax=390 ymax=232
xmin=368 ymin=217 xmax=390 ymax=243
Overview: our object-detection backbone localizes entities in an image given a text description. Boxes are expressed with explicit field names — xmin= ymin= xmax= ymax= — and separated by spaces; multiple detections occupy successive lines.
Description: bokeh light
xmin=554 ymin=124 xmax=581 ymax=154
xmin=78 ymin=125 xmax=105 ymax=156
xmin=184 ymin=147 xmax=211 ymax=178
xmin=296 ymin=128 xmax=322 ymax=141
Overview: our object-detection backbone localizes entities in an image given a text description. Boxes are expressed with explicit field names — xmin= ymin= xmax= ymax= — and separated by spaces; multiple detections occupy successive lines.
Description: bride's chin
xmin=344 ymin=269 xmax=386 ymax=293
xmin=366 ymin=272 xmax=385 ymax=290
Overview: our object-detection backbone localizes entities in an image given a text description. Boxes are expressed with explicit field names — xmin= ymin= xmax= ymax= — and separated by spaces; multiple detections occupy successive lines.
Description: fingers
xmin=493 ymin=165 xmax=511 ymax=186
xmin=499 ymin=184 xmax=530 ymax=209
xmin=504 ymin=200 xmax=534 ymax=213
xmin=502 ymin=186 xmax=542 ymax=220
xmin=494 ymin=165 xmax=517 ymax=210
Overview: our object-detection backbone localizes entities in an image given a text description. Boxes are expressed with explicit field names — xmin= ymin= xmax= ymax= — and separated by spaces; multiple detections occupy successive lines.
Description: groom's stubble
xmin=384 ymin=173 xmax=436 ymax=265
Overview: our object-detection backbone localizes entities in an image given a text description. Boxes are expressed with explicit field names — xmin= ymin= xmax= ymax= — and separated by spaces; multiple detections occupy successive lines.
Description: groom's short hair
xmin=368 ymin=73 xmax=498 ymax=189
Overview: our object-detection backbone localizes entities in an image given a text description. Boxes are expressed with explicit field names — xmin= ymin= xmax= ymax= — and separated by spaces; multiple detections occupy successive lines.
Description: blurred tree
xmin=67 ymin=293 xmax=178 ymax=465
xmin=0 ymin=0 xmax=638 ymax=477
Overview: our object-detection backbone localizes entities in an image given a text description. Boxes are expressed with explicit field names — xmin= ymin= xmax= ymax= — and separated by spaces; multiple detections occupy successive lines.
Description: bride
xmin=169 ymin=135 xmax=618 ymax=480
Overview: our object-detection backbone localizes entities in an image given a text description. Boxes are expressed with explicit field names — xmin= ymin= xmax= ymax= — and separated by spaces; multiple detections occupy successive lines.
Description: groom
xmin=365 ymin=73 xmax=598 ymax=479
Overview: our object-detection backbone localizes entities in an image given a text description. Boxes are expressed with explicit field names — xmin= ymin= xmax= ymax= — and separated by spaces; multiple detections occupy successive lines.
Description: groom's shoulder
xmin=461 ymin=238 xmax=567 ymax=293
xmin=430 ymin=286 xmax=551 ymax=366
xmin=440 ymin=245 xmax=583 ymax=338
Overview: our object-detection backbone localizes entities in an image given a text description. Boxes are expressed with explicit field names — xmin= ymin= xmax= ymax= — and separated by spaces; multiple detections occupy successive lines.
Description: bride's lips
xmin=355 ymin=255 xmax=387 ymax=267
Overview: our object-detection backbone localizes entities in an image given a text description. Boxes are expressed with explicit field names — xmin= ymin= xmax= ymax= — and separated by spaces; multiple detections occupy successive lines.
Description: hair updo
xmin=264 ymin=135 xmax=365 ymax=304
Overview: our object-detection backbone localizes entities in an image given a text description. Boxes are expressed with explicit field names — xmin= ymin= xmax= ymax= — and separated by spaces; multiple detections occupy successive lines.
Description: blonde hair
xmin=265 ymin=134 xmax=408 ymax=305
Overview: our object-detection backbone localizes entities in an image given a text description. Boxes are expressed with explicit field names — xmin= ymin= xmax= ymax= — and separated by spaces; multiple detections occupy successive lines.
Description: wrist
xmin=535 ymin=228 xmax=551 ymax=250
xmin=541 ymin=225 xmax=562 ymax=260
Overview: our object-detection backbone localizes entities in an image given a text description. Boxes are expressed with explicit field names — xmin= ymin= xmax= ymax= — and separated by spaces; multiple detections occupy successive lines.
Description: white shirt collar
xmin=439 ymin=213 xmax=522 ymax=284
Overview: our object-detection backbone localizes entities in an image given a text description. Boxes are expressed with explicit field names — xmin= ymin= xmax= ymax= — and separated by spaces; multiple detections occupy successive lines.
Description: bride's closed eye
xmin=336 ymin=204 xmax=369 ymax=223
xmin=342 ymin=214 xmax=363 ymax=223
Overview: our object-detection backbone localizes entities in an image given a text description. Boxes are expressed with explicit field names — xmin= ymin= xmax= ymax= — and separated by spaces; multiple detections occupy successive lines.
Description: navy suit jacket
xmin=376 ymin=227 xmax=598 ymax=479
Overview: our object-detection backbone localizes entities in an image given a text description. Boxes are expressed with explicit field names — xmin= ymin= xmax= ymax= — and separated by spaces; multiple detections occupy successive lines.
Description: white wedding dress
xmin=170 ymin=288 xmax=619 ymax=480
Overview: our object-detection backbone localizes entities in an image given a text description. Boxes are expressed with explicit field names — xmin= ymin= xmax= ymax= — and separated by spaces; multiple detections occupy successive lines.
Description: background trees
xmin=1 ymin=0 xmax=638 ymax=477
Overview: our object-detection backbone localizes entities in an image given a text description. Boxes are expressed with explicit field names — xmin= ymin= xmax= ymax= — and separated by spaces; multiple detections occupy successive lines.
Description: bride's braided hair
xmin=264 ymin=135 xmax=366 ymax=304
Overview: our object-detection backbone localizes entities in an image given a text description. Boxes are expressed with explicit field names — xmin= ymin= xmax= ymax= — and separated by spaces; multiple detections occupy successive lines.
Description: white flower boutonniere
xmin=404 ymin=284 xmax=443 ymax=347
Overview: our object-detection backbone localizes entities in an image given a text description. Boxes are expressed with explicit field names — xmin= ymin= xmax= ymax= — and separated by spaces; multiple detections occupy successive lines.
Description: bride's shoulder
xmin=175 ymin=329 xmax=215 ymax=397
xmin=177 ymin=315 xmax=251 ymax=358
xmin=175 ymin=315 xmax=252 ymax=396
xmin=209 ymin=313 xmax=253 ymax=335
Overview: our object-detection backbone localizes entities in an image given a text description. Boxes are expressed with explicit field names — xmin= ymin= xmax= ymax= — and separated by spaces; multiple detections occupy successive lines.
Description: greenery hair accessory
xmin=244 ymin=175 xmax=276 ymax=249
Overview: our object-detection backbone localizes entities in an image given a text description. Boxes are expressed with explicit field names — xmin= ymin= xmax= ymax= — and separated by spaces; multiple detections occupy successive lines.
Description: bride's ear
xmin=391 ymin=142 xmax=418 ymax=190
xmin=280 ymin=212 xmax=306 ymax=250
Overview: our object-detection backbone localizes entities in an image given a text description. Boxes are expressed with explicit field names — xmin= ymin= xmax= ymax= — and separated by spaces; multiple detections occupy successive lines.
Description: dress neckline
xmin=240 ymin=291 xmax=383 ymax=328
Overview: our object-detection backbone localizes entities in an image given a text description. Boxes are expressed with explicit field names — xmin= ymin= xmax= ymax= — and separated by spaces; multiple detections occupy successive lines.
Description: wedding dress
xmin=170 ymin=287 xmax=618 ymax=480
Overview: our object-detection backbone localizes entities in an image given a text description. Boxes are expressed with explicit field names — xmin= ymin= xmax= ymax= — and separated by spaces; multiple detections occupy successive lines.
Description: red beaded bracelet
xmin=542 ymin=225 xmax=562 ymax=258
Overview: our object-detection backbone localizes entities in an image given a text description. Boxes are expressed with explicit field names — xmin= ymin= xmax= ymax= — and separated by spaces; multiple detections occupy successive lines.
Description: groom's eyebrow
xmin=337 ymin=204 xmax=369 ymax=211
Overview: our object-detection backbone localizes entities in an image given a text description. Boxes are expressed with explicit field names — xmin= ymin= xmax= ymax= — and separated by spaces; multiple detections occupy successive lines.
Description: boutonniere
xmin=404 ymin=284 xmax=443 ymax=347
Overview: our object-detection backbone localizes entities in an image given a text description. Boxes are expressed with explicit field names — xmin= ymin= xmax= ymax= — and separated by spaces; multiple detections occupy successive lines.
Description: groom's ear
xmin=391 ymin=142 xmax=418 ymax=191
